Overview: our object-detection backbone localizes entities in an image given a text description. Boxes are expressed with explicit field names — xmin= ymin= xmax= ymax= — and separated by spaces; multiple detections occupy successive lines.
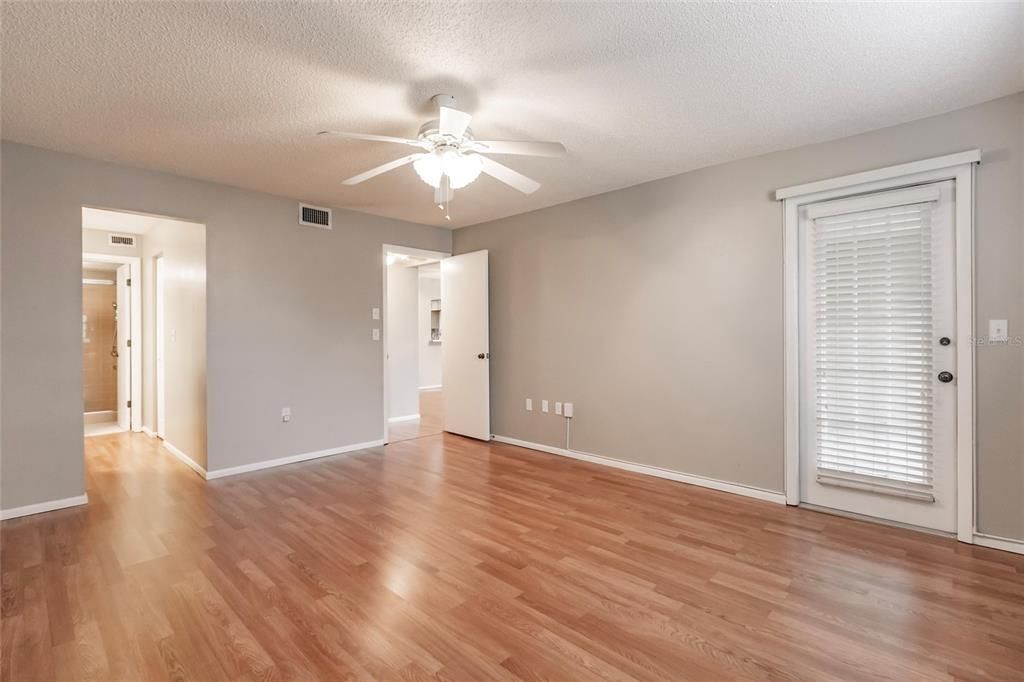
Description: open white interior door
xmin=441 ymin=250 xmax=490 ymax=440
xmin=115 ymin=263 xmax=132 ymax=431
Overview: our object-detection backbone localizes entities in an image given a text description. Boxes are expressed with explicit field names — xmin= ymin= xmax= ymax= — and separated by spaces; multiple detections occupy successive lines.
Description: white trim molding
xmin=205 ymin=440 xmax=385 ymax=480
xmin=388 ymin=413 xmax=420 ymax=423
xmin=162 ymin=440 xmax=207 ymax=478
xmin=775 ymin=150 xmax=981 ymax=200
xmin=492 ymin=435 xmax=786 ymax=505
xmin=973 ymin=533 xmax=1024 ymax=556
xmin=779 ymin=151 xmax=978 ymax=543
xmin=418 ymin=385 xmax=443 ymax=391
xmin=1 ymin=494 xmax=89 ymax=520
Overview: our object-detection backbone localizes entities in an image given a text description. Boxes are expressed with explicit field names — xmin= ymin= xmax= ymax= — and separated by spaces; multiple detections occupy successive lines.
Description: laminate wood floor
xmin=2 ymin=432 xmax=1023 ymax=681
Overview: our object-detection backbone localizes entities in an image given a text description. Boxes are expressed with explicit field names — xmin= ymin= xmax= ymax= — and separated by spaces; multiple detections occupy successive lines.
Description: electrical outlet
xmin=555 ymin=401 xmax=563 ymax=415
xmin=525 ymin=398 xmax=533 ymax=411
xmin=372 ymin=307 xmax=380 ymax=320
xmin=541 ymin=400 xmax=549 ymax=413
xmin=281 ymin=407 xmax=291 ymax=423
xmin=372 ymin=328 xmax=380 ymax=341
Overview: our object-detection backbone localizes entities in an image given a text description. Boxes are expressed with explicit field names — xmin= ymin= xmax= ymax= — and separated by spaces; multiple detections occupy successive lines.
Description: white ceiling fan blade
xmin=439 ymin=106 xmax=472 ymax=139
xmin=477 ymin=155 xmax=541 ymax=194
xmin=470 ymin=140 xmax=567 ymax=158
xmin=319 ymin=130 xmax=427 ymax=149
xmin=342 ymin=153 xmax=422 ymax=185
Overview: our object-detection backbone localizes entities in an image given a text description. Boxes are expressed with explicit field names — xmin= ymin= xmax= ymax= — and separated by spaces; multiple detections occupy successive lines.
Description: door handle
xmin=938 ymin=371 xmax=954 ymax=383
xmin=477 ymin=352 xmax=490 ymax=359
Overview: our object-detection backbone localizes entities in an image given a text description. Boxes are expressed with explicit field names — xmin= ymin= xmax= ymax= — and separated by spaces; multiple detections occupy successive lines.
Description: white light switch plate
xmin=541 ymin=400 xmax=549 ymax=413
xmin=990 ymin=319 xmax=1008 ymax=342
xmin=525 ymin=398 xmax=532 ymax=411
xmin=555 ymin=402 xmax=563 ymax=415
xmin=372 ymin=307 xmax=380 ymax=320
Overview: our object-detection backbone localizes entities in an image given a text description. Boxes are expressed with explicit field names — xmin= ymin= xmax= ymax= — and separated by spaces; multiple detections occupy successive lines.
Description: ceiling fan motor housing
xmin=418 ymin=120 xmax=473 ymax=146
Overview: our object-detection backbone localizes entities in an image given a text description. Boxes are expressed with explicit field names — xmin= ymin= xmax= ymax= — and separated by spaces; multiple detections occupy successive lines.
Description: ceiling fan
xmin=319 ymin=94 xmax=566 ymax=220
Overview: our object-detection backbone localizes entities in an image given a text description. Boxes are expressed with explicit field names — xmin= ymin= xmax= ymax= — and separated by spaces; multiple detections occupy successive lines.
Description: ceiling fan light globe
xmin=412 ymin=153 xmax=442 ymax=188
xmin=446 ymin=153 xmax=482 ymax=189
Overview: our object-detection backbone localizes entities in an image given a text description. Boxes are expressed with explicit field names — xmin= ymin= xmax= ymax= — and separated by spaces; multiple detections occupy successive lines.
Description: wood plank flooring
xmin=2 ymin=431 xmax=1023 ymax=680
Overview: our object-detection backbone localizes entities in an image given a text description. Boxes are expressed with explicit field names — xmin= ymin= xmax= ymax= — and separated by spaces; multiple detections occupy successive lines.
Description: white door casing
xmin=116 ymin=263 xmax=132 ymax=431
xmin=441 ymin=250 xmax=491 ymax=441
xmin=155 ymin=255 xmax=166 ymax=438
xmin=779 ymin=150 xmax=978 ymax=541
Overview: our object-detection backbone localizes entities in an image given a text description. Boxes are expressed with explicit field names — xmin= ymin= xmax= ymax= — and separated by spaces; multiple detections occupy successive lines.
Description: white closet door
xmin=799 ymin=181 xmax=957 ymax=532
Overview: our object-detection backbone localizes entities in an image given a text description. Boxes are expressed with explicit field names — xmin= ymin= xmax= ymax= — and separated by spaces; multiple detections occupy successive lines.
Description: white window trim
xmin=779 ymin=151 xmax=978 ymax=543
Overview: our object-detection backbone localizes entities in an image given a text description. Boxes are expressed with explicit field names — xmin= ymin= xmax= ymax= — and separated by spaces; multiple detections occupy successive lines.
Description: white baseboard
xmin=205 ymin=439 xmax=385 ymax=480
xmin=141 ymin=425 xmax=157 ymax=438
xmin=84 ymin=410 xmax=116 ymax=425
xmin=974 ymin=533 xmax=1024 ymax=556
xmin=1 ymin=494 xmax=89 ymax=520
xmin=161 ymin=440 xmax=207 ymax=478
xmin=388 ymin=414 xmax=420 ymax=423
xmin=492 ymin=435 xmax=786 ymax=505
xmin=418 ymin=385 xmax=442 ymax=391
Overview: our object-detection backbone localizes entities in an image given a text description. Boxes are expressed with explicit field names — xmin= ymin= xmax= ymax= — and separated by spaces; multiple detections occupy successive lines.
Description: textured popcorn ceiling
xmin=2 ymin=2 xmax=1022 ymax=229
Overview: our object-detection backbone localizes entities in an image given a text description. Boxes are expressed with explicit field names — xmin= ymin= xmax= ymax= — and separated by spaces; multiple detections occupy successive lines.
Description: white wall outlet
xmin=372 ymin=328 xmax=380 ymax=341
xmin=281 ymin=407 xmax=291 ymax=423
xmin=555 ymin=401 xmax=563 ymax=415
xmin=372 ymin=307 xmax=380 ymax=320
xmin=564 ymin=402 xmax=574 ymax=418
xmin=541 ymin=400 xmax=549 ymax=413
xmin=990 ymin=319 xmax=1008 ymax=343
xmin=525 ymin=398 xmax=533 ymax=411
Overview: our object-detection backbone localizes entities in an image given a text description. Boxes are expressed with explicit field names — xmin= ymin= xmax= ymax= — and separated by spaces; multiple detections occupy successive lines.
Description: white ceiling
xmin=4 ymin=3 xmax=1022 ymax=229
xmin=82 ymin=207 xmax=202 ymax=235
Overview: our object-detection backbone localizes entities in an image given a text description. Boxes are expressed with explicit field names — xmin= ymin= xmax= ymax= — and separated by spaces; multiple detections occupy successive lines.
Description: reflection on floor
xmin=389 ymin=388 xmax=444 ymax=443
xmin=84 ymin=421 xmax=127 ymax=437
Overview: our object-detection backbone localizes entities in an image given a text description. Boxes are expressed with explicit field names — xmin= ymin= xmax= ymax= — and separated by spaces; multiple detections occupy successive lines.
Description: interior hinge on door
xmin=127 ymin=400 xmax=132 ymax=408
xmin=127 ymin=278 xmax=132 ymax=286
xmin=127 ymin=339 xmax=132 ymax=348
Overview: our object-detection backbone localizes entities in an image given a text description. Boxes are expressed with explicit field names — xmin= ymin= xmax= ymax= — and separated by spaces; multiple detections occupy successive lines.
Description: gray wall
xmin=1 ymin=141 xmax=451 ymax=509
xmin=454 ymin=93 xmax=1024 ymax=540
xmin=386 ymin=263 xmax=420 ymax=420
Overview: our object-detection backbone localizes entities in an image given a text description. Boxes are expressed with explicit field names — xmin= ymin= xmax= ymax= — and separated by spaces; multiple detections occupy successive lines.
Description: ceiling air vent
xmin=299 ymin=203 xmax=332 ymax=230
xmin=108 ymin=233 xmax=136 ymax=247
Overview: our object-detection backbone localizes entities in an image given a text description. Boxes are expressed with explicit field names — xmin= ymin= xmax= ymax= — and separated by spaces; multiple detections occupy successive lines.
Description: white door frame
xmin=380 ymin=244 xmax=451 ymax=443
xmin=154 ymin=253 xmax=166 ymax=438
xmin=777 ymin=150 xmax=979 ymax=542
xmin=83 ymin=252 xmax=143 ymax=433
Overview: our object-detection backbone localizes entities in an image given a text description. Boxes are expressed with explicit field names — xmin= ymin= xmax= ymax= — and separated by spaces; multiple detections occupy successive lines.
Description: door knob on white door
xmin=477 ymin=352 xmax=490 ymax=359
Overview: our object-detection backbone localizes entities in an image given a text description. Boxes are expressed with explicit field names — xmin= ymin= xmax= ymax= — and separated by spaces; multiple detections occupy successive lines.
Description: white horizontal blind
xmin=812 ymin=198 xmax=937 ymax=502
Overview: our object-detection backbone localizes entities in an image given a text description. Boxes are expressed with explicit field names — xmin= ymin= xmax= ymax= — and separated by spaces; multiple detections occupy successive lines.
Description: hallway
xmin=388 ymin=388 xmax=444 ymax=443
xmin=2 ymin=433 xmax=1023 ymax=680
